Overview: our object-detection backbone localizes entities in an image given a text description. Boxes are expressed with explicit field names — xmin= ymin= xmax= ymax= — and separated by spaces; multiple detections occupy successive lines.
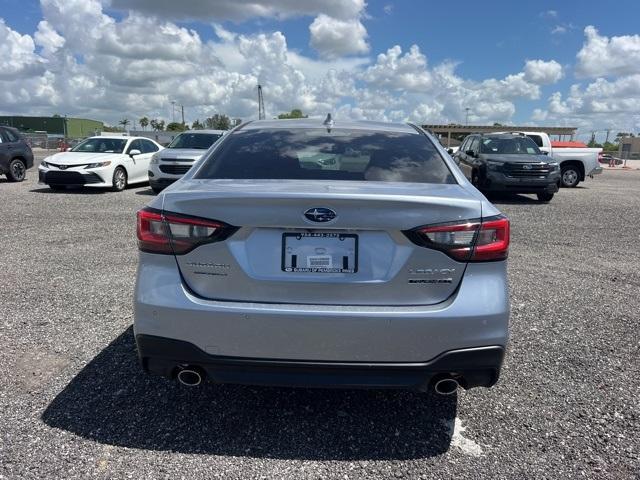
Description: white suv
xmin=148 ymin=130 xmax=225 ymax=193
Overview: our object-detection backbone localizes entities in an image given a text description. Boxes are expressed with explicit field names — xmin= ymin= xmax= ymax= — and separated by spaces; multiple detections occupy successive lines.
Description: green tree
xmin=602 ymin=141 xmax=617 ymax=152
xmin=191 ymin=119 xmax=204 ymax=130
xmin=166 ymin=122 xmax=187 ymax=132
xmin=119 ymin=118 xmax=130 ymax=130
xmin=278 ymin=109 xmax=307 ymax=119
xmin=139 ymin=116 xmax=149 ymax=130
xmin=205 ymin=114 xmax=231 ymax=130
xmin=614 ymin=132 xmax=635 ymax=143
xmin=150 ymin=119 xmax=165 ymax=131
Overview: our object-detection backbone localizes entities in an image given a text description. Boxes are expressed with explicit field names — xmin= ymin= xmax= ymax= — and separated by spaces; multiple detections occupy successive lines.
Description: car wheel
xmin=49 ymin=185 xmax=66 ymax=191
xmin=537 ymin=192 xmax=554 ymax=202
xmin=561 ymin=166 xmax=580 ymax=188
xmin=6 ymin=159 xmax=26 ymax=182
xmin=151 ymin=185 xmax=164 ymax=194
xmin=111 ymin=167 xmax=127 ymax=192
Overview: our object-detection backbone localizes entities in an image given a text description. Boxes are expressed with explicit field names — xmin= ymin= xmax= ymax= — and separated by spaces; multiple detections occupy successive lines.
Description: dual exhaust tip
xmin=176 ymin=366 xmax=460 ymax=394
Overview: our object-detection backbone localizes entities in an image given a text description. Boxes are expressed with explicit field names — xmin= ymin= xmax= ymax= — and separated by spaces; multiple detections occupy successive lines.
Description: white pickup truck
xmin=499 ymin=131 xmax=602 ymax=187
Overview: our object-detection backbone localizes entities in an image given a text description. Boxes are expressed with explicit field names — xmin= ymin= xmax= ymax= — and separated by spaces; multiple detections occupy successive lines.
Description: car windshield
xmin=168 ymin=132 xmax=223 ymax=149
xmin=195 ymin=128 xmax=456 ymax=184
xmin=71 ymin=138 xmax=127 ymax=153
xmin=480 ymin=137 xmax=541 ymax=155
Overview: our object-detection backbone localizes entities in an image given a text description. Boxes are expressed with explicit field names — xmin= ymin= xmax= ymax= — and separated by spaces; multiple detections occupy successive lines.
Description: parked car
xmin=454 ymin=133 xmax=560 ymax=202
xmin=499 ymin=131 xmax=602 ymax=187
xmin=38 ymin=136 xmax=163 ymax=191
xmin=134 ymin=118 xmax=510 ymax=394
xmin=148 ymin=129 xmax=225 ymax=193
xmin=0 ymin=126 xmax=34 ymax=182
xmin=598 ymin=153 xmax=623 ymax=166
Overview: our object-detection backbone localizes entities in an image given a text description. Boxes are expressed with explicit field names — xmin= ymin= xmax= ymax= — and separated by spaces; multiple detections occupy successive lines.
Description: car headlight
xmin=84 ymin=161 xmax=112 ymax=169
xmin=150 ymin=154 xmax=160 ymax=164
xmin=548 ymin=162 xmax=559 ymax=171
xmin=40 ymin=160 xmax=48 ymax=168
xmin=486 ymin=160 xmax=503 ymax=171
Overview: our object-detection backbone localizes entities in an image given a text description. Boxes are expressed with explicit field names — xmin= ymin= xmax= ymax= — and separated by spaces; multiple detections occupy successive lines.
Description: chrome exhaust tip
xmin=177 ymin=367 xmax=203 ymax=386
xmin=434 ymin=378 xmax=459 ymax=395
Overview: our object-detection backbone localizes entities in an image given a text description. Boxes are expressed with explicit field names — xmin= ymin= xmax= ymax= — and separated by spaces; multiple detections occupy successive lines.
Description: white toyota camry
xmin=39 ymin=136 xmax=163 ymax=191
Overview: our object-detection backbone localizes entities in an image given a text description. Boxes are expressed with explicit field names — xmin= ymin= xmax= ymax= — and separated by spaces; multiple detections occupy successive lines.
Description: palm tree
xmin=119 ymin=118 xmax=130 ymax=131
xmin=139 ymin=116 xmax=149 ymax=130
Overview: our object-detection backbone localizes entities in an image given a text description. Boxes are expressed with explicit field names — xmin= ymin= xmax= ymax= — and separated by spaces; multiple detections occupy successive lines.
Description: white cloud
xmin=309 ymin=14 xmax=369 ymax=58
xmin=523 ymin=59 xmax=564 ymax=84
xmin=362 ymin=45 xmax=431 ymax=91
xmin=576 ymin=26 xmax=640 ymax=77
xmin=0 ymin=19 xmax=44 ymax=79
xmin=108 ymin=0 xmax=366 ymax=21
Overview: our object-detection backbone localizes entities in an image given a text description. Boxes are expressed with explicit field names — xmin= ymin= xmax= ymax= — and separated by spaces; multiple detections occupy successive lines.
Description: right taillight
xmin=406 ymin=215 xmax=510 ymax=262
xmin=136 ymin=207 xmax=237 ymax=255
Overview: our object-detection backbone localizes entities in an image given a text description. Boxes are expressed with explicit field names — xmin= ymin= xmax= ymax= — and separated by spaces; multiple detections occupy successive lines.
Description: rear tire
xmin=561 ymin=165 xmax=580 ymax=188
xmin=111 ymin=167 xmax=127 ymax=192
xmin=537 ymin=192 xmax=554 ymax=202
xmin=6 ymin=159 xmax=26 ymax=182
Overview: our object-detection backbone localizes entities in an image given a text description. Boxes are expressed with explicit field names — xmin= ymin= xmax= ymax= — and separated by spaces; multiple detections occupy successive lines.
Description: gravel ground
xmin=1 ymin=159 xmax=639 ymax=479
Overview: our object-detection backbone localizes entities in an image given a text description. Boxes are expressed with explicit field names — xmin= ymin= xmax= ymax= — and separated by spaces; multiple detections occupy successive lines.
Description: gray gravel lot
xmin=1 ymin=157 xmax=639 ymax=479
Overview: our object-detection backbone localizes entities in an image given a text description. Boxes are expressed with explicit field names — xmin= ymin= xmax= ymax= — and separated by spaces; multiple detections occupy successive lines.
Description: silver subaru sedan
xmin=134 ymin=118 xmax=509 ymax=395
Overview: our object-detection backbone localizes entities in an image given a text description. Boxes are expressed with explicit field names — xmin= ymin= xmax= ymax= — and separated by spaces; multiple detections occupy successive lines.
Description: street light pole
xmin=465 ymin=108 xmax=470 ymax=125
xmin=171 ymin=101 xmax=176 ymax=123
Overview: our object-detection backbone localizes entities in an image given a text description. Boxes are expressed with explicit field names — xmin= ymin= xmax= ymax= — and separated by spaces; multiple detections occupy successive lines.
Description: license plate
xmin=282 ymin=232 xmax=358 ymax=273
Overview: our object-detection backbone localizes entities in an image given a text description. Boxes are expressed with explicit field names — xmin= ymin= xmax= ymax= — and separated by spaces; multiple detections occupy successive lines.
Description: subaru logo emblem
xmin=304 ymin=207 xmax=337 ymax=223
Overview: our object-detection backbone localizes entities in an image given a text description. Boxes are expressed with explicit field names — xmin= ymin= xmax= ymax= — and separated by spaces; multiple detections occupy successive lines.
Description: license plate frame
xmin=281 ymin=232 xmax=358 ymax=273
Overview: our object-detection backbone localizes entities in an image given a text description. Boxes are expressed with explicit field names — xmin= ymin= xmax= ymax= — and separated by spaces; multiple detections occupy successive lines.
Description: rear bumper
xmin=589 ymin=165 xmax=603 ymax=176
xmin=137 ymin=335 xmax=504 ymax=390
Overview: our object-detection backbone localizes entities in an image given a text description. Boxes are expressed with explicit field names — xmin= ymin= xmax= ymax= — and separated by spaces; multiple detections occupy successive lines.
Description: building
xmin=618 ymin=136 xmax=640 ymax=160
xmin=0 ymin=115 xmax=104 ymax=138
xmin=422 ymin=124 xmax=577 ymax=147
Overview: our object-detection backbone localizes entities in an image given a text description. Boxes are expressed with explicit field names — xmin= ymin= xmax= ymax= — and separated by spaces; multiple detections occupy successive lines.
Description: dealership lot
xmin=1 ymin=157 xmax=638 ymax=479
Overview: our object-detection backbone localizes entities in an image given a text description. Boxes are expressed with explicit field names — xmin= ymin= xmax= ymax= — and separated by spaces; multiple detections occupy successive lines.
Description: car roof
xmin=182 ymin=129 xmax=226 ymax=134
xmin=240 ymin=118 xmax=419 ymax=134
xmin=86 ymin=135 xmax=156 ymax=141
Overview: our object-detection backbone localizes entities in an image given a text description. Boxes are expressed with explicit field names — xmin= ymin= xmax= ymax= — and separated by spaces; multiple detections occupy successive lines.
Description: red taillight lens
xmin=472 ymin=216 xmax=510 ymax=261
xmin=407 ymin=215 xmax=510 ymax=262
xmin=136 ymin=207 xmax=236 ymax=255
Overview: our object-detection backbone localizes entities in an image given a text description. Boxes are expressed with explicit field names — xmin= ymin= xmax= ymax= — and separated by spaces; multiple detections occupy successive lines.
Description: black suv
xmin=454 ymin=133 xmax=560 ymax=202
xmin=0 ymin=126 xmax=34 ymax=182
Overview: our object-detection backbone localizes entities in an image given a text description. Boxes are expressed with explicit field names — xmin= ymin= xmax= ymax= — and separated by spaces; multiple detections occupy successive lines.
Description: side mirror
xmin=447 ymin=148 xmax=454 ymax=155
xmin=129 ymin=149 xmax=141 ymax=156
xmin=466 ymin=150 xmax=476 ymax=157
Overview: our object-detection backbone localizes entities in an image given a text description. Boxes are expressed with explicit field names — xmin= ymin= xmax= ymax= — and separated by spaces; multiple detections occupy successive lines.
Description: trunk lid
xmin=163 ymin=179 xmax=482 ymax=306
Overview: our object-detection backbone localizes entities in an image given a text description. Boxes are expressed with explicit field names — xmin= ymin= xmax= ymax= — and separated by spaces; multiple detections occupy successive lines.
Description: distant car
xmin=454 ymin=133 xmax=560 ymax=202
xmin=598 ymin=153 xmax=623 ymax=165
xmin=148 ymin=130 xmax=225 ymax=193
xmin=0 ymin=126 xmax=34 ymax=182
xmin=38 ymin=136 xmax=163 ymax=191
xmin=134 ymin=118 xmax=510 ymax=394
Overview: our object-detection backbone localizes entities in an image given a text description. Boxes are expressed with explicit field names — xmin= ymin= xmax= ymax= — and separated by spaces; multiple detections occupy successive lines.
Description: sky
xmin=1 ymin=0 xmax=640 ymax=141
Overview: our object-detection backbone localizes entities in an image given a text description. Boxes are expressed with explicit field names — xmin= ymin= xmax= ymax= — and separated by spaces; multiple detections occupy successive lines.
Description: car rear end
xmin=134 ymin=120 xmax=509 ymax=392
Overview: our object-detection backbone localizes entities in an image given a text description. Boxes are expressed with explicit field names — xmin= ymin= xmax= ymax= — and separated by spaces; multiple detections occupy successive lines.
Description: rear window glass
xmin=168 ymin=132 xmax=223 ymax=150
xmin=195 ymin=128 xmax=456 ymax=184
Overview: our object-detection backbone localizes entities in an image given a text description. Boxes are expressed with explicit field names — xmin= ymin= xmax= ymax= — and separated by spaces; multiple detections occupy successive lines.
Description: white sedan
xmin=38 ymin=136 xmax=164 ymax=191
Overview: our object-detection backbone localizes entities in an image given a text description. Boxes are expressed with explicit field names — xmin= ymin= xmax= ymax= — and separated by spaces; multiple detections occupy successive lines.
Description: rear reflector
xmin=136 ymin=207 xmax=237 ymax=255
xmin=406 ymin=215 xmax=509 ymax=262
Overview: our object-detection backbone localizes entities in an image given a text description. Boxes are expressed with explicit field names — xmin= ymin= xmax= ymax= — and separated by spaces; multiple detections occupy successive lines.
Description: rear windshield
xmin=168 ymin=132 xmax=223 ymax=149
xmin=480 ymin=136 xmax=541 ymax=155
xmin=195 ymin=128 xmax=455 ymax=184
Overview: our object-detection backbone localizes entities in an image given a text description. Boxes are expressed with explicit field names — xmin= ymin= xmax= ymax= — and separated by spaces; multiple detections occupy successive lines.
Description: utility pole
xmin=605 ymin=129 xmax=611 ymax=144
xmin=171 ymin=101 xmax=176 ymax=123
xmin=257 ymin=84 xmax=265 ymax=120
xmin=465 ymin=107 xmax=470 ymax=126
xmin=181 ymin=105 xmax=185 ymax=126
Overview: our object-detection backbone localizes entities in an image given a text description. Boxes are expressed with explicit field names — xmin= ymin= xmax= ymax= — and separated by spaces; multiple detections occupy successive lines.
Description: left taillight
xmin=136 ymin=207 xmax=237 ymax=255
xmin=405 ymin=215 xmax=510 ymax=262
